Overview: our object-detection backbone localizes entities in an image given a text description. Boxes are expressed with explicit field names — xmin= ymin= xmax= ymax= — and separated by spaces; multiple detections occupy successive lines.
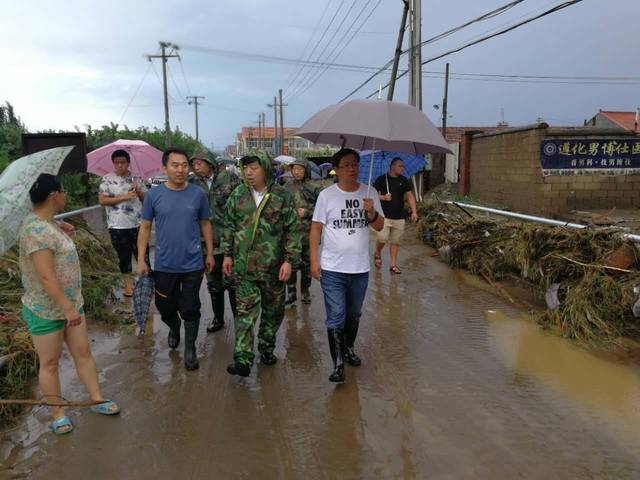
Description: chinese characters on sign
xmin=540 ymin=139 xmax=640 ymax=176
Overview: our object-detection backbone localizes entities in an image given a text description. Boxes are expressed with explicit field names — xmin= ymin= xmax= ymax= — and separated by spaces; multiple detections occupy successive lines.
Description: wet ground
xmin=2 ymin=232 xmax=640 ymax=479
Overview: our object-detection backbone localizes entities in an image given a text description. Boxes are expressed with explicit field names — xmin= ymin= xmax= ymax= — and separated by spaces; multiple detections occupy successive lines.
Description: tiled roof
xmin=598 ymin=111 xmax=639 ymax=131
xmin=439 ymin=126 xmax=507 ymax=143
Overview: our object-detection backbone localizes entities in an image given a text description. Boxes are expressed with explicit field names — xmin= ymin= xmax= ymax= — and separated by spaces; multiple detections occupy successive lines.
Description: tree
xmin=80 ymin=124 xmax=201 ymax=156
xmin=0 ymin=101 xmax=25 ymax=173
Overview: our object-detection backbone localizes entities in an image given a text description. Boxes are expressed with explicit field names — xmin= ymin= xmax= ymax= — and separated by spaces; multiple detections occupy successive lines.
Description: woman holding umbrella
xmin=19 ymin=174 xmax=120 ymax=435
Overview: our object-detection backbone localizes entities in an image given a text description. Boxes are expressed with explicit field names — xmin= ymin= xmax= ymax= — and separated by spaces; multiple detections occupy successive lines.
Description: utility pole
xmin=441 ymin=63 xmax=449 ymax=138
xmin=261 ymin=112 xmax=266 ymax=150
xmin=258 ymin=112 xmax=265 ymax=150
xmin=408 ymin=0 xmax=422 ymax=110
xmin=186 ymin=95 xmax=205 ymax=143
xmin=278 ymin=89 xmax=285 ymax=155
xmin=267 ymin=96 xmax=278 ymax=155
xmin=407 ymin=1 xmax=425 ymax=195
xmin=388 ymin=1 xmax=409 ymax=102
xmin=146 ymin=42 xmax=180 ymax=148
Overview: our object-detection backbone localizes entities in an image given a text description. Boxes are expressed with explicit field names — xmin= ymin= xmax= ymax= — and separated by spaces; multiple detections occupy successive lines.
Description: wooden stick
xmin=481 ymin=273 xmax=517 ymax=305
xmin=553 ymin=254 xmax=633 ymax=273
xmin=0 ymin=399 xmax=105 ymax=407
xmin=451 ymin=202 xmax=475 ymax=219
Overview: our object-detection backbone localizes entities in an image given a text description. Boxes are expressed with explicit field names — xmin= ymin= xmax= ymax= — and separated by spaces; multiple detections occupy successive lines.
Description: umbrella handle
xmin=366 ymin=138 xmax=377 ymax=197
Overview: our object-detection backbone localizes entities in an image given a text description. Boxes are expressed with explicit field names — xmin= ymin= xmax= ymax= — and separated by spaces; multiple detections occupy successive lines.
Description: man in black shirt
xmin=372 ymin=158 xmax=418 ymax=274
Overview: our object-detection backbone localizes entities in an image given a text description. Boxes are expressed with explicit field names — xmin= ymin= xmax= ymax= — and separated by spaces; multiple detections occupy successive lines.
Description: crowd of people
xmin=18 ymin=146 xmax=419 ymax=434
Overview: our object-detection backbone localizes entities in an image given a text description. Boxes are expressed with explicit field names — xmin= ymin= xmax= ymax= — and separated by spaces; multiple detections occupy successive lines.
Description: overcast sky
xmin=1 ymin=0 xmax=639 ymax=151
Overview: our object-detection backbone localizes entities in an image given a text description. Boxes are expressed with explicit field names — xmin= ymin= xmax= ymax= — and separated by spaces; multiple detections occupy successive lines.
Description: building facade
xmin=235 ymin=127 xmax=333 ymax=156
xmin=458 ymin=123 xmax=640 ymax=216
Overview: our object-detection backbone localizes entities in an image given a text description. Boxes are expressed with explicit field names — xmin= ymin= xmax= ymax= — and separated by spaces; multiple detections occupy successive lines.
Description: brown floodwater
xmin=2 ymin=235 xmax=640 ymax=479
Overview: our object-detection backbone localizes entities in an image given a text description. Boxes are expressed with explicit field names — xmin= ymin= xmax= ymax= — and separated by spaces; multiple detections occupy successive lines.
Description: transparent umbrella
xmin=0 ymin=146 xmax=73 ymax=255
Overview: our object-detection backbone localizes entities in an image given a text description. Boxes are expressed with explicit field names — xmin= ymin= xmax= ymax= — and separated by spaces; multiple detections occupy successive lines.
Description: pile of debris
xmin=418 ymin=198 xmax=640 ymax=345
xmin=0 ymin=220 xmax=119 ymax=426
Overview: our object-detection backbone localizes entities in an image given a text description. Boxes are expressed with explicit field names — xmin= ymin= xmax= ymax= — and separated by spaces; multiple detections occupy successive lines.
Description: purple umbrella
xmin=296 ymin=99 xmax=451 ymax=188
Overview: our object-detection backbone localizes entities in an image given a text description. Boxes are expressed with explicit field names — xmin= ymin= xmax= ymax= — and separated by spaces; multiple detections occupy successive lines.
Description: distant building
xmin=224 ymin=144 xmax=237 ymax=158
xmin=235 ymin=127 xmax=334 ymax=156
xmin=586 ymin=109 xmax=640 ymax=132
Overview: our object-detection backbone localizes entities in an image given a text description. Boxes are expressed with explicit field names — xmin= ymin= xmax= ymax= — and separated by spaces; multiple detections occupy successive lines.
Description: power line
xmin=444 ymin=0 xmax=560 ymax=54
xmin=177 ymin=41 xmax=639 ymax=85
xmin=168 ymin=63 xmax=186 ymax=100
xmin=149 ymin=59 xmax=177 ymax=102
xmin=283 ymin=0 xmax=335 ymax=92
xmin=287 ymin=0 xmax=358 ymax=100
xmin=364 ymin=0 xmax=586 ymax=99
xmin=288 ymin=0 xmax=384 ymax=102
xmin=338 ymin=0 xmax=529 ymax=102
xmin=284 ymin=0 xmax=346 ymax=98
xmin=176 ymin=42 xmax=639 ymax=83
xmin=119 ymin=61 xmax=153 ymax=124
xmin=234 ymin=11 xmax=396 ymax=35
xmin=178 ymin=57 xmax=194 ymax=97
xmin=420 ymin=73 xmax=640 ymax=86
xmin=411 ymin=0 xmax=525 ymax=52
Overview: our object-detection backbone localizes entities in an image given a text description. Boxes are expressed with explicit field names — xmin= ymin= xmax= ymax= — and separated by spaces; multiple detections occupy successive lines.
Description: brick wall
xmin=468 ymin=125 xmax=640 ymax=216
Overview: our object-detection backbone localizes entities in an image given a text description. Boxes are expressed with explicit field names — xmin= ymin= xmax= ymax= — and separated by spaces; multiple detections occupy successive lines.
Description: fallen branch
xmin=0 ymin=399 xmax=104 ymax=408
xmin=553 ymin=254 xmax=633 ymax=273
xmin=481 ymin=272 xmax=517 ymax=305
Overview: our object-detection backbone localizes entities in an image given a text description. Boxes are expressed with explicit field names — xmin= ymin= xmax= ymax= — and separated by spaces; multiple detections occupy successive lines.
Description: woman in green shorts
xmin=19 ymin=174 xmax=120 ymax=435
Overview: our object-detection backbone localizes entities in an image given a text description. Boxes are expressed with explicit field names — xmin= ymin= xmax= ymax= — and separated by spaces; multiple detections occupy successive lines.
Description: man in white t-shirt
xmin=310 ymin=148 xmax=384 ymax=383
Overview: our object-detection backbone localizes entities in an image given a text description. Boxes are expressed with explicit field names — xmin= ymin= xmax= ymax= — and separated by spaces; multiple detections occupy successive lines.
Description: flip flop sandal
xmin=374 ymin=255 xmax=382 ymax=269
xmin=50 ymin=415 xmax=74 ymax=435
xmin=90 ymin=400 xmax=121 ymax=416
xmin=390 ymin=266 xmax=402 ymax=274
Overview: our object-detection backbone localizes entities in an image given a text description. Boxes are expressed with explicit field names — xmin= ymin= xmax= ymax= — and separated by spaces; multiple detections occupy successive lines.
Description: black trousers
xmin=154 ymin=270 xmax=204 ymax=329
xmin=108 ymin=227 xmax=139 ymax=274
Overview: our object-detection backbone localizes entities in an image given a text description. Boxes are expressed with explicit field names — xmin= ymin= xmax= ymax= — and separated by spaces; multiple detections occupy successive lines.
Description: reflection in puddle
xmin=486 ymin=310 xmax=640 ymax=447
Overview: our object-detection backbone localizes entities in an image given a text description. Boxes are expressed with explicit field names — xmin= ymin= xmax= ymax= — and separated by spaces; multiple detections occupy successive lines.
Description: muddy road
xmin=2 ymin=235 xmax=640 ymax=479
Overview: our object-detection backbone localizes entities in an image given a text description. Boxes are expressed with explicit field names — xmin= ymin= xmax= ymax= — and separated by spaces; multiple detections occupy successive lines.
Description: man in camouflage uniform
xmin=222 ymin=154 xmax=301 ymax=377
xmin=284 ymin=158 xmax=322 ymax=306
xmin=189 ymin=150 xmax=240 ymax=332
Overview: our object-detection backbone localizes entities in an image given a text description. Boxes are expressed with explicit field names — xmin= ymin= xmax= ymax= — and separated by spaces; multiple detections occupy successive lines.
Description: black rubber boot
xmin=183 ymin=320 xmax=199 ymax=371
xmin=227 ymin=362 xmax=251 ymax=377
xmin=301 ymin=277 xmax=312 ymax=304
xmin=327 ymin=328 xmax=345 ymax=383
xmin=165 ymin=315 xmax=180 ymax=349
xmin=301 ymin=288 xmax=311 ymax=304
xmin=285 ymin=281 xmax=297 ymax=307
xmin=260 ymin=352 xmax=278 ymax=365
xmin=206 ymin=290 xmax=225 ymax=333
xmin=344 ymin=317 xmax=361 ymax=367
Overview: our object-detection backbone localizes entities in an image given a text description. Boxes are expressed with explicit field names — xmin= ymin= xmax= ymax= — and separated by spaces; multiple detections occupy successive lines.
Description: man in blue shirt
xmin=137 ymin=148 xmax=214 ymax=371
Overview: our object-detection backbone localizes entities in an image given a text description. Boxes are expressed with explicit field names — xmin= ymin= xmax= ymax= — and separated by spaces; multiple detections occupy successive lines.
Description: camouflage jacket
xmin=284 ymin=160 xmax=322 ymax=229
xmin=189 ymin=168 xmax=239 ymax=254
xmin=221 ymin=157 xmax=302 ymax=281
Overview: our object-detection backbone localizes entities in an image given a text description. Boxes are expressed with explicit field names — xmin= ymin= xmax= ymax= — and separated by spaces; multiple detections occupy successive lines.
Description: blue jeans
xmin=320 ymin=270 xmax=369 ymax=329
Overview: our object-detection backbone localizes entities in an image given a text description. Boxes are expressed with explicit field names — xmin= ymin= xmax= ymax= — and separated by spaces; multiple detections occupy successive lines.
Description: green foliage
xmin=81 ymin=123 xmax=201 ymax=156
xmin=290 ymin=147 xmax=336 ymax=160
xmin=60 ymin=174 xmax=88 ymax=210
xmin=0 ymin=101 xmax=25 ymax=174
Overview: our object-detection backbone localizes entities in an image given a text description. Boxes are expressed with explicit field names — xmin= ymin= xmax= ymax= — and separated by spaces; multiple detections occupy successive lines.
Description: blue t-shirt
xmin=141 ymin=184 xmax=211 ymax=273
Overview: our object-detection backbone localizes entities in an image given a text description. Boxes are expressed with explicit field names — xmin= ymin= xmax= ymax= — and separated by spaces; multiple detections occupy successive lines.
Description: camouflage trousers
xmin=287 ymin=232 xmax=311 ymax=292
xmin=233 ymin=277 xmax=285 ymax=366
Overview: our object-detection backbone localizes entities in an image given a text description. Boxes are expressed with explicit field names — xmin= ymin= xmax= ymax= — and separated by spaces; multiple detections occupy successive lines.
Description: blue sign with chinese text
xmin=540 ymin=138 xmax=640 ymax=176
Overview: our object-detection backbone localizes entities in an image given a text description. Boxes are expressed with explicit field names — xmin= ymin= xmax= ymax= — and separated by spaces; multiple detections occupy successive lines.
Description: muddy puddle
xmin=2 ymin=238 xmax=640 ymax=479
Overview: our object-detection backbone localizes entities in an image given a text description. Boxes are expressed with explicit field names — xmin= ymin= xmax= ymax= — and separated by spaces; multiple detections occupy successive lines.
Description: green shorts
xmin=22 ymin=305 xmax=84 ymax=336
